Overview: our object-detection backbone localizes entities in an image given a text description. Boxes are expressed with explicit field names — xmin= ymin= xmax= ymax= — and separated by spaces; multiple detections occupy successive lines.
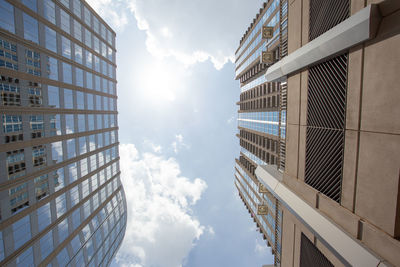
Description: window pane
xmin=74 ymin=44 xmax=83 ymax=64
xmin=23 ymin=13 xmax=38 ymax=44
xmin=86 ymin=72 xmax=93 ymax=89
xmin=13 ymin=215 xmax=31 ymax=249
xmin=43 ymin=1 xmax=55 ymax=24
xmin=76 ymin=67 xmax=83 ymax=87
xmin=67 ymin=138 xmax=76 ymax=159
xmin=16 ymin=247 xmax=33 ymax=267
xmin=64 ymin=89 xmax=73 ymax=109
xmin=46 ymin=56 xmax=58 ymax=80
xmin=77 ymin=91 xmax=84 ymax=109
xmin=73 ymin=0 xmax=81 ymax=18
xmin=65 ymin=114 xmax=75 ymax=134
xmin=61 ymin=36 xmax=71 ymax=59
xmin=54 ymin=167 xmax=65 ymax=191
xmin=45 ymin=26 xmax=57 ymax=53
xmin=39 ymin=230 xmax=53 ymax=260
xmin=73 ymin=19 xmax=82 ymax=41
xmin=51 ymin=141 xmax=63 ymax=163
xmin=62 ymin=63 xmax=72 ymax=84
xmin=78 ymin=114 xmax=85 ymax=132
xmin=37 ymin=203 xmax=51 ymax=232
xmin=47 ymin=86 xmax=59 ymax=108
xmin=0 ymin=0 xmax=15 ymax=33
xmin=22 ymin=0 xmax=37 ymax=12
xmin=60 ymin=9 xmax=70 ymax=34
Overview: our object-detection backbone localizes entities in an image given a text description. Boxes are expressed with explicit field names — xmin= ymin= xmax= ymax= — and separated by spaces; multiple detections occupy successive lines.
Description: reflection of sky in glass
xmin=37 ymin=203 xmax=51 ymax=232
xmin=51 ymin=141 xmax=63 ymax=163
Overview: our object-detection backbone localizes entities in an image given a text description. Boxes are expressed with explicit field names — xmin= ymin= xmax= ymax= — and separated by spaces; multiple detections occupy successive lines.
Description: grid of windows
xmin=0 ymin=1 xmax=125 ymax=266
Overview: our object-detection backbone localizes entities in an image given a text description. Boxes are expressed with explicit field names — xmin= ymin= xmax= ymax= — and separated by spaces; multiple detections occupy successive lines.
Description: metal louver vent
xmin=305 ymin=127 xmax=344 ymax=202
xmin=300 ymin=234 xmax=334 ymax=267
xmin=305 ymin=53 xmax=348 ymax=203
xmin=309 ymin=0 xmax=350 ymax=41
xmin=307 ymin=54 xmax=348 ymax=129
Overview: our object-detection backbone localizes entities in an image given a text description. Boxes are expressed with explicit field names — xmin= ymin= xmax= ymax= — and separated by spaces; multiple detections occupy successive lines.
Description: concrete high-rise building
xmin=235 ymin=0 xmax=400 ymax=266
xmin=0 ymin=0 xmax=127 ymax=266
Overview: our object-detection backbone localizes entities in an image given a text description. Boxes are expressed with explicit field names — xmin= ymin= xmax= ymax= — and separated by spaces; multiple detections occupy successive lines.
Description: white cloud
xmin=116 ymin=144 xmax=207 ymax=267
xmin=86 ymin=0 xmax=265 ymax=70
xmin=171 ymin=134 xmax=189 ymax=154
xmin=227 ymin=116 xmax=235 ymax=124
xmin=207 ymin=226 xmax=215 ymax=236
xmin=143 ymin=139 xmax=162 ymax=154
xmin=255 ymin=239 xmax=269 ymax=255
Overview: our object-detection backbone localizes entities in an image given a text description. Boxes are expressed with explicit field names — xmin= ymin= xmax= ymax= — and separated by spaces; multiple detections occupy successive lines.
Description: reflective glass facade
xmin=234 ymin=0 xmax=288 ymax=266
xmin=0 ymin=0 xmax=126 ymax=266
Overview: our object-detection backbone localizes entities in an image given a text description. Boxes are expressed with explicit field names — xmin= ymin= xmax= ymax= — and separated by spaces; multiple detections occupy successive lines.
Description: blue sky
xmin=86 ymin=1 xmax=274 ymax=266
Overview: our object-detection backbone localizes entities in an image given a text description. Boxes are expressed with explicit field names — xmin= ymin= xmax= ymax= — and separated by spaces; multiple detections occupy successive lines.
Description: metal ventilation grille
xmin=309 ymin=0 xmax=349 ymax=41
xmin=305 ymin=127 xmax=344 ymax=202
xmin=307 ymin=54 xmax=348 ymax=129
xmin=300 ymin=234 xmax=334 ymax=267
xmin=305 ymin=54 xmax=348 ymax=203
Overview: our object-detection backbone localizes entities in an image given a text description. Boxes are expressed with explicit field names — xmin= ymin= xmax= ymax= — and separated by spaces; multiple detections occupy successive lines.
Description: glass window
xmin=70 ymin=185 xmax=79 ymax=206
xmin=93 ymin=16 xmax=99 ymax=34
xmin=74 ymin=43 xmax=83 ymax=64
xmin=47 ymin=86 xmax=59 ymax=108
xmin=51 ymin=141 xmax=63 ymax=163
xmin=85 ymin=28 xmax=91 ymax=48
xmin=96 ymin=114 xmax=102 ymax=130
xmin=89 ymin=135 xmax=96 ymax=151
xmin=67 ymin=138 xmax=76 ymax=159
xmin=93 ymin=36 xmax=100 ymax=54
xmin=0 ymin=0 xmax=15 ymax=33
xmin=101 ymin=41 xmax=107 ymax=58
xmin=107 ymin=46 xmax=113 ymax=61
xmin=103 ymin=96 xmax=109 ymax=111
xmin=60 ymin=9 xmax=70 ymax=34
xmin=101 ymin=60 xmax=107 ymax=76
xmin=23 ymin=13 xmax=38 ymax=44
xmin=61 ymin=36 xmax=71 ymax=59
xmin=73 ymin=19 xmax=82 ymax=41
xmin=84 ymin=6 xmax=91 ymax=26
xmin=86 ymin=72 xmax=93 ymax=89
xmin=22 ymin=0 xmax=37 ymax=12
xmin=43 ymin=0 xmax=55 ymax=24
xmin=3 ymin=114 xmax=23 ymax=133
xmin=90 ymin=154 xmax=96 ymax=171
xmin=55 ymin=193 xmax=67 ymax=218
xmin=77 ymin=91 xmax=84 ymax=109
xmin=62 ymin=62 xmax=72 ymax=84
xmin=13 ymin=215 xmax=31 ymax=249
xmin=54 ymin=167 xmax=65 ymax=191
xmin=87 ymin=93 xmax=93 ymax=110
xmin=78 ymin=114 xmax=85 ymax=132
xmin=72 ymin=209 xmax=81 ymax=230
xmin=87 ymin=114 xmax=94 ymax=131
xmin=97 ymin=133 xmax=103 ymax=148
xmin=46 ymin=56 xmax=58 ymax=80
xmin=85 ymin=50 xmax=92 ymax=68
xmin=76 ymin=67 xmax=83 ymax=87
xmin=95 ymin=75 xmax=100 ymax=91
xmin=64 ymin=89 xmax=73 ymax=109
xmin=101 ymin=24 xmax=107 ymax=39
xmin=60 ymin=0 xmax=70 ymax=8
xmin=94 ymin=55 xmax=100 ymax=72
xmin=50 ymin=114 xmax=61 ymax=136
xmin=58 ymin=219 xmax=69 ymax=243
xmin=81 ymin=158 xmax=88 ymax=177
xmin=45 ymin=26 xmax=57 ymax=53
xmin=104 ymin=115 xmax=109 ymax=128
xmin=37 ymin=203 xmax=51 ymax=232
xmin=40 ymin=230 xmax=53 ymax=260
xmin=68 ymin=162 xmax=78 ymax=183
xmin=79 ymin=136 xmax=87 ymax=154
xmin=102 ymin=78 xmax=108 ymax=93
xmin=16 ymin=247 xmax=33 ymax=267
xmin=96 ymin=95 xmax=101 ymax=110
xmin=57 ymin=248 xmax=69 ymax=267
xmin=65 ymin=114 xmax=75 ymax=134
xmin=73 ymin=0 xmax=81 ymax=18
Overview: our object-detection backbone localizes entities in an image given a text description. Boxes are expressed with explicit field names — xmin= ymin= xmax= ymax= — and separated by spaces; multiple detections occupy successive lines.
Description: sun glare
xmin=138 ymin=61 xmax=182 ymax=104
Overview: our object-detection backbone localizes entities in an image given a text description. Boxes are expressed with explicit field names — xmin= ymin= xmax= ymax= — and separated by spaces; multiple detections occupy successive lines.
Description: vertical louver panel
xmin=305 ymin=54 xmax=348 ymax=203
xmin=279 ymin=82 xmax=287 ymax=172
xmin=300 ymin=234 xmax=334 ymax=267
xmin=309 ymin=0 xmax=350 ymax=41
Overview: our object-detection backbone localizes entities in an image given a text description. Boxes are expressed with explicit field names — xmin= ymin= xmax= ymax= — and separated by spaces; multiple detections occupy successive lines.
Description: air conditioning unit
xmin=257 ymin=204 xmax=268 ymax=215
xmin=262 ymin=26 xmax=274 ymax=39
xmin=260 ymin=51 xmax=274 ymax=64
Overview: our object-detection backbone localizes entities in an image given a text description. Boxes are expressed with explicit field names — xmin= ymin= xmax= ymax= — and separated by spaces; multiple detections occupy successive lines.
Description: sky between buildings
xmin=86 ymin=0 xmax=275 ymax=266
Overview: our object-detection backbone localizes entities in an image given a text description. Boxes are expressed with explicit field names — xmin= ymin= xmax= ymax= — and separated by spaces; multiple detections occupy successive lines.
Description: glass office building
xmin=234 ymin=0 xmax=287 ymax=265
xmin=0 ymin=0 xmax=127 ymax=266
